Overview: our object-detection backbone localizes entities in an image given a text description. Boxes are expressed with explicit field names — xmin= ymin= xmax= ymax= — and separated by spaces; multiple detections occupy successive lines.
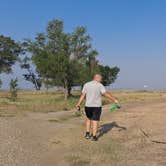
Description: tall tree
xmin=0 ymin=35 xmax=21 ymax=85
xmin=23 ymin=19 xmax=120 ymax=98
xmin=24 ymin=19 xmax=94 ymax=99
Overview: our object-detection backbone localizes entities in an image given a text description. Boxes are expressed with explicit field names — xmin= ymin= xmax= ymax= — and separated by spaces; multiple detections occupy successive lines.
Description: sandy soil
xmin=0 ymin=99 xmax=166 ymax=166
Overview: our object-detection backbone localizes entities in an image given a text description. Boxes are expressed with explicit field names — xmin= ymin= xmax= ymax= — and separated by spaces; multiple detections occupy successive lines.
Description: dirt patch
xmin=0 ymin=97 xmax=166 ymax=166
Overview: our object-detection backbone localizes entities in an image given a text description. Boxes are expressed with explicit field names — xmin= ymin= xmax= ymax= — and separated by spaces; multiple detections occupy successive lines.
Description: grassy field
xmin=0 ymin=90 xmax=166 ymax=117
xmin=1 ymin=90 xmax=166 ymax=166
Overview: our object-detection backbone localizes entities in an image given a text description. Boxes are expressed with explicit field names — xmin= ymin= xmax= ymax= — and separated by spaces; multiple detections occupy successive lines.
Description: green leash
xmin=109 ymin=103 xmax=122 ymax=112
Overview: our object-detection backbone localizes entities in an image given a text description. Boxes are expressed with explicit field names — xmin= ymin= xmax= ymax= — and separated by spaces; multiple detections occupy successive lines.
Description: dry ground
xmin=0 ymin=91 xmax=166 ymax=166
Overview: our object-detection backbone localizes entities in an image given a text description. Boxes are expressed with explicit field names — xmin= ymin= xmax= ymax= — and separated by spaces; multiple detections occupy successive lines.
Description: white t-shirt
xmin=82 ymin=80 xmax=106 ymax=107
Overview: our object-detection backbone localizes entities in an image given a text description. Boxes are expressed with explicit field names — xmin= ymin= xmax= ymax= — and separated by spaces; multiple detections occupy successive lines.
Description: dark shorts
xmin=85 ymin=107 xmax=102 ymax=121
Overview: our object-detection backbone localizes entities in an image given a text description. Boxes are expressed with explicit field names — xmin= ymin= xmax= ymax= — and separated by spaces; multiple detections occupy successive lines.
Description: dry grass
xmin=110 ymin=90 xmax=166 ymax=103
xmin=0 ymin=90 xmax=78 ymax=116
xmin=0 ymin=90 xmax=166 ymax=117
xmin=1 ymin=90 xmax=166 ymax=165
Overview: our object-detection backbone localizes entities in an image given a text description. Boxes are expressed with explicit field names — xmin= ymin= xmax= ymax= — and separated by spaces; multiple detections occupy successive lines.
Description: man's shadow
xmin=98 ymin=121 xmax=127 ymax=138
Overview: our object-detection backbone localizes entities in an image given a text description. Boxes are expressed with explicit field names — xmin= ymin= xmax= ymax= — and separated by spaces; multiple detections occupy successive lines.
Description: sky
xmin=0 ymin=0 xmax=166 ymax=90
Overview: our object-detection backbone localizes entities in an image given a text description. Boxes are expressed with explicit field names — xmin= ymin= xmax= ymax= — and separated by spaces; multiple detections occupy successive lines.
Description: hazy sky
xmin=0 ymin=0 xmax=166 ymax=90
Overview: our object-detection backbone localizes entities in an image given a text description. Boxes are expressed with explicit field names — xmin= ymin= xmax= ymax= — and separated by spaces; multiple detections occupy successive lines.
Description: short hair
xmin=93 ymin=74 xmax=102 ymax=79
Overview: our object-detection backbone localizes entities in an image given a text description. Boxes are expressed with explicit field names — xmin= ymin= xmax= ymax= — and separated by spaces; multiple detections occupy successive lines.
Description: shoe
xmin=85 ymin=132 xmax=91 ymax=139
xmin=91 ymin=136 xmax=98 ymax=141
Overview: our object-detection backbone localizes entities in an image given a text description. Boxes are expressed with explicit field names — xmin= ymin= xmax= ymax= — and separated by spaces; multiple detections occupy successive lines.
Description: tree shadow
xmin=98 ymin=121 xmax=127 ymax=139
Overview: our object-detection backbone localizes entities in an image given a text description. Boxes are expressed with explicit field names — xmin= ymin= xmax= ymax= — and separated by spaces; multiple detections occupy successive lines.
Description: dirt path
xmin=0 ymin=99 xmax=166 ymax=166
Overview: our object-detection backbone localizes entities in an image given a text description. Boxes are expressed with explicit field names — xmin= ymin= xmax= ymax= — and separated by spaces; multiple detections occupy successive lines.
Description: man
xmin=76 ymin=74 xmax=119 ymax=141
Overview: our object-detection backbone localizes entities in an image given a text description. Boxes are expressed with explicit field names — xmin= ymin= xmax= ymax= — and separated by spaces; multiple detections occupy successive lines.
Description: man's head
xmin=93 ymin=74 xmax=102 ymax=82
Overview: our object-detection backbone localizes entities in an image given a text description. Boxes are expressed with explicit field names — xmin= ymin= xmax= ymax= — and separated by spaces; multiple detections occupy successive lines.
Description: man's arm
xmin=103 ymin=91 xmax=119 ymax=103
xmin=76 ymin=93 xmax=86 ymax=108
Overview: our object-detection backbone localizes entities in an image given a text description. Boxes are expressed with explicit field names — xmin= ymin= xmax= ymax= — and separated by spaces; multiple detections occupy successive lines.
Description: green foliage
xmin=20 ymin=56 xmax=42 ymax=90
xmin=9 ymin=78 xmax=18 ymax=101
xmin=80 ymin=50 xmax=100 ymax=83
xmin=0 ymin=35 xmax=21 ymax=73
xmin=99 ymin=65 xmax=120 ymax=86
xmin=0 ymin=35 xmax=22 ymax=84
xmin=69 ymin=26 xmax=91 ymax=60
xmin=22 ymin=19 xmax=120 ymax=98
xmin=23 ymin=19 xmax=98 ymax=99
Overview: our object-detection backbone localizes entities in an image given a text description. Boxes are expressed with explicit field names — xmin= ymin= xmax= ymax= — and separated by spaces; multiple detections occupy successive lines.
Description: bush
xmin=10 ymin=78 xmax=18 ymax=101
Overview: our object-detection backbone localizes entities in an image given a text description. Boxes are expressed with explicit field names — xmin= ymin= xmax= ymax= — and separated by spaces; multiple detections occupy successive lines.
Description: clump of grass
xmin=0 ymin=113 xmax=16 ymax=117
xmin=52 ymin=140 xmax=61 ymax=144
xmin=59 ymin=114 xmax=78 ymax=121
xmin=66 ymin=155 xmax=90 ymax=166
xmin=102 ymin=99 xmax=110 ymax=105
xmin=48 ymin=119 xmax=59 ymax=122
xmin=0 ymin=109 xmax=25 ymax=118
xmin=48 ymin=113 xmax=82 ymax=123
xmin=74 ymin=111 xmax=82 ymax=117
xmin=63 ymin=107 xmax=69 ymax=111
xmin=101 ymin=140 xmax=120 ymax=161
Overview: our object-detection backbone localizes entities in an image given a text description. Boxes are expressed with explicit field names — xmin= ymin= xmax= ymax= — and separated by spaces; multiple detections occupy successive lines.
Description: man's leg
xmin=92 ymin=120 xmax=99 ymax=136
xmin=91 ymin=120 xmax=99 ymax=141
xmin=85 ymin=118 xmax=91 ymax=139
xmin=86 ymin=118 xmax=91 ymax=132
xmin=91 ymin=107 xmax=101 ymax=141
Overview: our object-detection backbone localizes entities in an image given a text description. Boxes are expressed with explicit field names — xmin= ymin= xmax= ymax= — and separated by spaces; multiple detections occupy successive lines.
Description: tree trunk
xmin=67 ymin=85 xmax=72 ymax=97
xmin=64 ymin=80 xmax=68 ymax=100
xmin=45 ymin=78 xmax=49 ymax=91
xmin=64 ymin=88 xmax=68 ymax=100
xmin=34 ymin=81 xmax=40 ymax=90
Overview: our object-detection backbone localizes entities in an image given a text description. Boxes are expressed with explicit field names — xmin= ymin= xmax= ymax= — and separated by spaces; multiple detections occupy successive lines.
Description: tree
xmin=77 ymin=50 xmax=100 ymax=86
xmin=69 ymin=26 xmax=91 ymax=60
xmin=20 ymin=56 xmax=42 ymax=90
xmin=23 ymin=19 xmax=120 ymax=98
xmin=24 ymin=19 xmax=94 ymax=99
xmin=0 ymin=35 xmax=21 ymax=84
xmin=99 ymin=65 xmax=120 ymax=86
